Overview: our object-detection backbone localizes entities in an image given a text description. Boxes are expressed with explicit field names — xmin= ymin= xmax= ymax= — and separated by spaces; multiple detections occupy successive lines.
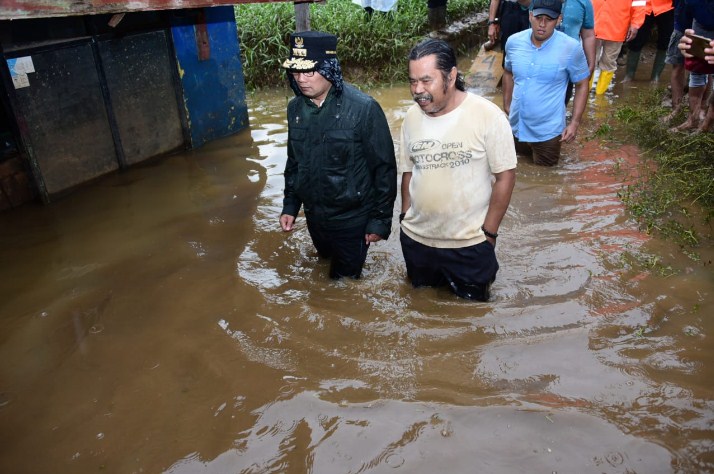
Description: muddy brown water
xmin=1 ymin=68 xmax=713 ymax=473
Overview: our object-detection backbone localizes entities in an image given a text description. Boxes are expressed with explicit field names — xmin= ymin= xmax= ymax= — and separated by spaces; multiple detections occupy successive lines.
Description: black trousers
xmin=500 ymin=1 xmax=530 ymax=49
xmin=400 ymin=231 xmax=499 ymax=301
xmin=307 ymin=220 xmax=369 ymax=279
xmin=628 ymin=10 xmax=675 ymax=52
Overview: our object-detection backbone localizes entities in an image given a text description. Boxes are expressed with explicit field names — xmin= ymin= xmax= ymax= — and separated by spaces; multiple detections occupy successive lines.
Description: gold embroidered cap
xmin=282 ymin=31 xmax=338 ymax=71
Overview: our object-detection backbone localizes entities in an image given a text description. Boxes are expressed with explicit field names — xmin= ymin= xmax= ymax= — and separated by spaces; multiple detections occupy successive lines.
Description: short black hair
xmin=408 ymin=38 xmax=466 ymax=91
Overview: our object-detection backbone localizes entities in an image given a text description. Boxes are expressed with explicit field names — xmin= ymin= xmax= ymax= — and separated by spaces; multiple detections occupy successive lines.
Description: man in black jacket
xmin=279 ymin=31 xmax=397 ymax=279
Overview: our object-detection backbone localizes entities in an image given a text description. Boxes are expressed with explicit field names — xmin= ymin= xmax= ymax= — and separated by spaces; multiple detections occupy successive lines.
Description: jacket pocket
xmin=323 ymin=128 xmax=362 ymax=211
xmin=289 ymin=127 xmax=308 ymax=151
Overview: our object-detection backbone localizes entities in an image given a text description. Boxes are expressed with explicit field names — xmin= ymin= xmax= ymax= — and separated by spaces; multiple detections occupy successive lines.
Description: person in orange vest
xmin=591 ymin=0 xmax=647 ymax=94
xmin=622 ymin=0 xmax=675 ymax=82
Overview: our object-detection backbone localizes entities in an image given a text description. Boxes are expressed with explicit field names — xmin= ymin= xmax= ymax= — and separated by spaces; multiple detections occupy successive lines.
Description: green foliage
xmin=235 ymin=0 xmax=488 ymax=89
xmin=591 ymin=122 xmax=612 ymax=138
xmin=616 ymin=247 xmax=677 ymax=278
xmin=614 ymin=106 xmax=637 ymax=124
xmin=611 ymin=89 xmax=714 ymax=251
xmin=234 ymin=2 xmax=295 ymax=90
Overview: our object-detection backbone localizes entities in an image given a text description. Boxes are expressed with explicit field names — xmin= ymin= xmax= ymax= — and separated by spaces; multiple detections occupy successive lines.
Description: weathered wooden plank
xmin=465 ymin=42 xmax=504 ymax=91
xmin=0 ymin=0 xmax=315 ymax=20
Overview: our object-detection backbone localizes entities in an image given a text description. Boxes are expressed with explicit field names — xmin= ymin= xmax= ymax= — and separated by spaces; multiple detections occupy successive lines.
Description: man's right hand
xmin=280 ymin=214 xmax=295 ymax=232
xmin=488 ymin=24 xmax=500 ymax=45
xmin=625 ymin=26 xmax=638 ymax=42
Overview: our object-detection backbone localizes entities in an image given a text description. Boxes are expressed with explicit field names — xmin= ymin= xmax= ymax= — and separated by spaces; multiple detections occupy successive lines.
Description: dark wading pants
xmin=400 ymin=231 xmax=499 ymax=301
xmin=307 ymin=221 xmax=369 ymax=279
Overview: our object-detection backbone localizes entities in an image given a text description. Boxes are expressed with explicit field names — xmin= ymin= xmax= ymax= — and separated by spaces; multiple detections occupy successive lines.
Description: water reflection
xmin=0 ymin=78 xmax=712 ymax=473
xmin=164 ymin=393 xmax=672 ymax=473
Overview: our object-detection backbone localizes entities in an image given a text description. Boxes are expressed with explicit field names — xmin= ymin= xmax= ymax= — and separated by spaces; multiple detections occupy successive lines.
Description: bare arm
xmin=400 ymin=172 xmax=412 ymax=214
xmin=562 ymin=78 xmax=589 ymax=142
xmin=580 ymin=27 xmax=596 ymax=76
xmin=488 ymin=0 xmax=501 ymax=44
xmin=502 ymin=68 xmax=514 ymax=116
xmin=483 ymin=168 xmax=516 ymax=245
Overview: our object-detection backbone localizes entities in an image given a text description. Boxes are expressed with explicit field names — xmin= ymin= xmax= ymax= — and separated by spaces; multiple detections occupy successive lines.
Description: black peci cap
xmin=282 ymin=31 xmax=338 ymax=71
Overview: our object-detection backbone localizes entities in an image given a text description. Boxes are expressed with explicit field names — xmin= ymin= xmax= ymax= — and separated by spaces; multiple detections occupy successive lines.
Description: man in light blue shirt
xmin=503 ymin=0 xmax=590 ymax=166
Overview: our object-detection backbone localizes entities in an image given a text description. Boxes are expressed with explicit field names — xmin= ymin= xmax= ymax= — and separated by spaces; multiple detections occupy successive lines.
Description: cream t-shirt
xmin=399 ymin=92 xmax=517 ymax=248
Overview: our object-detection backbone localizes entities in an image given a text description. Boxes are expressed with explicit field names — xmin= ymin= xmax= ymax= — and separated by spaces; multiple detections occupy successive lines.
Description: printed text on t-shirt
xmin=409 ymin=139 xmax=472 ymax=170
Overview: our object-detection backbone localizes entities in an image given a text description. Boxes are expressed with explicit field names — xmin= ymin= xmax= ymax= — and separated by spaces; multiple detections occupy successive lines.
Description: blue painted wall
xmin=170 ymin=7 xmax=249 ymax=147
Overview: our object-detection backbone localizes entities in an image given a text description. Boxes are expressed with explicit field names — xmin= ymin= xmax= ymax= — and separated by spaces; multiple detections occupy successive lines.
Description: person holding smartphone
xmin=672 ymin=0 xmax=714 ymax=133
xmin=679 ymin=29 xmax=714 ymax=133
xmin=680 ymin=30 xmax=714 ymax=63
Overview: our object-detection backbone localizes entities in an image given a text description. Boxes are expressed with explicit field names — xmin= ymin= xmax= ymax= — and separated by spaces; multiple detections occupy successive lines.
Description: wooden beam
xmin=294 ymin=2 xmax=310 ymax=32
xmin=0 ymin=0 xmax=317 ymax=20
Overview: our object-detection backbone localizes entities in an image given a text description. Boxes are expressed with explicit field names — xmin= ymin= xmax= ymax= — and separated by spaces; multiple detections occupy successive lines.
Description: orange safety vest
xmin=593 ymin=0 xmax=647 ymax=42
xmin=646 ymin=0 xmax=674 ymax=16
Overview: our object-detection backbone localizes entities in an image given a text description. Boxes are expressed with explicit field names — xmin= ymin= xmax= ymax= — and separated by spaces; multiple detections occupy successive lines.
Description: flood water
xmin=1 ymin=60 xmax=713 ymax=473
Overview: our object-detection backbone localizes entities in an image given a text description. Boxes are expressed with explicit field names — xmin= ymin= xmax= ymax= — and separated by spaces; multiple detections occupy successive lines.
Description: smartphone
xmin=686 ymin=33 xmax=711 ymax=59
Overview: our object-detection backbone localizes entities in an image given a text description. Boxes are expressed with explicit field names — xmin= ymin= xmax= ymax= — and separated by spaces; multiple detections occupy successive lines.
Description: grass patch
xmin=607 ymin=88 xmax=714 ymax=253
xmin=235 ymin=0 xmax=488 ymax=89
xmin=618 ymin=248 xmax=678 ymax=277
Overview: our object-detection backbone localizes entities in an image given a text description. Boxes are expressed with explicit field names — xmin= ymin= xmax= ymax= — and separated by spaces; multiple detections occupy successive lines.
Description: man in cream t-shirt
xmin=400 ymin=38 xmax=517 ymax=301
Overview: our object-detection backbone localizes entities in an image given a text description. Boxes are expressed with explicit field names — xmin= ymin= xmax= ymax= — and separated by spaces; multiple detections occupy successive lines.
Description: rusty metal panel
xmin=171 ymin=7 xmax=249 ymax=147
xmin=98 ymin=30 xmax=185 ymax=165
xmin=8 ymin=42 xmax=119 ymax=197
xmin=0 ymin=0 xmax=314 ymax=20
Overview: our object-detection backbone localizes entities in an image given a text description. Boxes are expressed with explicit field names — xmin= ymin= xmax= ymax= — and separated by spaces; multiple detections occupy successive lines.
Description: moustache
xmin=413 ymin=93 xmax=432 ymax=101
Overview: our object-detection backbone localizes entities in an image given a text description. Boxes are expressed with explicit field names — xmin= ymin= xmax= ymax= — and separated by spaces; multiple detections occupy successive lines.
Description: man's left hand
xmin=626 ymin=27 xmax=638 ymax=42
xmin=561 ymin=123 xmax=579 ymax=143
xmin=365 ymin=234 xmax=383 ymax=245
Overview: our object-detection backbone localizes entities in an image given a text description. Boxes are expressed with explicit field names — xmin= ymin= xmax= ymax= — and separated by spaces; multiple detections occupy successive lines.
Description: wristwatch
xmin=481 ymin=225 xmax=498 ymax=239
xmin=487 ymin=18 xmax=500 ymax=25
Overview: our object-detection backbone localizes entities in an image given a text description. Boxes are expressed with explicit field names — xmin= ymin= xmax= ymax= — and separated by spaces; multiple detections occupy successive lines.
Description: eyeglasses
xmin=291 ymin=71 xmax=315 ymax=78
